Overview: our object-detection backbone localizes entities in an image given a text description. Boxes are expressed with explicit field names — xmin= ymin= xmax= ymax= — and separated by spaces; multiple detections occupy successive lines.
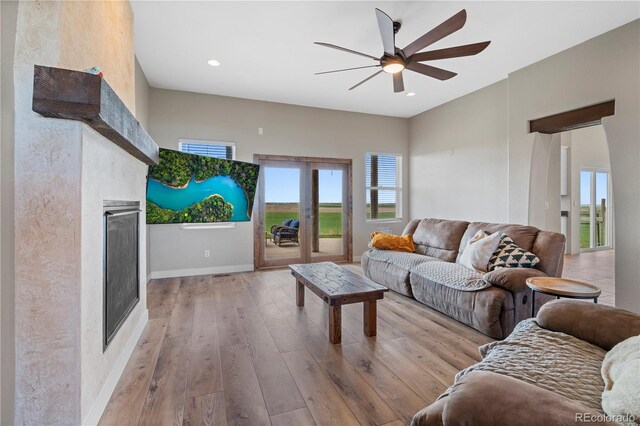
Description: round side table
xmin=525 ymin=277 xmax=602 ymax=317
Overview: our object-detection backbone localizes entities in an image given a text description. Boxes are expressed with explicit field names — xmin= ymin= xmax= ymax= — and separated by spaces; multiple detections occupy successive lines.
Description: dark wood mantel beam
xmin=529 ymin=100 xmax=615 ymax=134
xmin=32 ymin=65 xmax=159 ymax=165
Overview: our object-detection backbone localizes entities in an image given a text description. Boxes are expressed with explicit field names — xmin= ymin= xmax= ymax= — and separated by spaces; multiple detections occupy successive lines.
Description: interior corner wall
xmin=135 ymin=57 xmax=150 ymax=129
xmin=147 ymin=88 xmax=410 ymax=277
xmin=0 ymin=2 xmax=18 ymax=423
xmin=508 ymin=19 xmax=639 ymax=312
xmin=134 ymin=57 xmax=152 ymax=281
xmin=408 ymin=79 xmax=509 ymax=223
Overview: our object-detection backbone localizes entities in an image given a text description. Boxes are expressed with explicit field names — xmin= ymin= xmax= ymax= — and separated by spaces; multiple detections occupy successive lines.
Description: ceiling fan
xmin=315 ymin=9 xmax=490 ymax=93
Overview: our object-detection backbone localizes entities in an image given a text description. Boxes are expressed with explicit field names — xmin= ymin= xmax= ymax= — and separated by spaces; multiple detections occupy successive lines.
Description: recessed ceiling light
xmin=207 ymin=59 xmax=220 ymax=67
xmin=406 ymin=92 xmax=416 ymax=97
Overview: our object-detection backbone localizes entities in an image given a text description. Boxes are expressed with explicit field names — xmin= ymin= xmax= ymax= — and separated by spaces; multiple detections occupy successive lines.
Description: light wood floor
xmin=562 ymin=250 xmax=615 ymax=306
xmin=99 ymin=265 xmax=492 ymax=426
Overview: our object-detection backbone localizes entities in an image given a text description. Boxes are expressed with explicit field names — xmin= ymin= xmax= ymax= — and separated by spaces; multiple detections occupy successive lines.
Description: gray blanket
xmin=441 ymin=319 xmax=607 ymax=411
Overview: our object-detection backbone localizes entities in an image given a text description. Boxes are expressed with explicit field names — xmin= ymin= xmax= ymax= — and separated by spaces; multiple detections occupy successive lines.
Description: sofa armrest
xmin=483 ymin=268 xmax=548 ymax=293
xmin=537 ymin=299 xmax=640 ymax=350
xmin=412 ymin=371 xmax=615 ymax=426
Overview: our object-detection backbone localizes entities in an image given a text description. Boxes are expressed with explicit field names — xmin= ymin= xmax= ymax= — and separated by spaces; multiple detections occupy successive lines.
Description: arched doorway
xmin=528 ymin=101 xmax=615 ymax=306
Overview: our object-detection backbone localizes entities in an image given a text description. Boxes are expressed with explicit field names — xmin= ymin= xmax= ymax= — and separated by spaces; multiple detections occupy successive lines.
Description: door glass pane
xmin=595 ymin=172 xmax=608 ymax=247
xmin=580 ymin=171 xmax=591 ymax=249
xmin=311 ymin=169 xmax=343 ymax=258
xmin=264 ymin=167 xmax=301 ymax=260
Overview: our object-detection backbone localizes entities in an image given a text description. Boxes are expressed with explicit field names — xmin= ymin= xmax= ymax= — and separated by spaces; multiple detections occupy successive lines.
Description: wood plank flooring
xmin=99 ymin=265 xmax=493 ymax=426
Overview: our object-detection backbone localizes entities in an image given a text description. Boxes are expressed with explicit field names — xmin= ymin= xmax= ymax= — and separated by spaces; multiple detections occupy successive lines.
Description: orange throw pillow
xmin=370 ymin=232 xmax=415 ymax=253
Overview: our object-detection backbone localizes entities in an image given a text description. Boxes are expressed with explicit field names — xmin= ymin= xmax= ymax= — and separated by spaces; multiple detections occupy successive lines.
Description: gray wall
xmin=148 ymin=88 xmax=409 ymax=277
xmin=507 ymin=20 xmax=639 ymax=312
xmin=0 ymin=1 xmax=18 ymax=422
xmin=408 ymin=20 xmax=639 ymax=312
xmin=135 ymin=57 xmax=150 ymax=129
xmin=408 ymin=80 xmax=509 ymax=222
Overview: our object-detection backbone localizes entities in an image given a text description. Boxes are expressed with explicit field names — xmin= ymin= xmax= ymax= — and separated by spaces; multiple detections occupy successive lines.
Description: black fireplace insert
xmin=103 ymin=200 xmax=140 ymax=350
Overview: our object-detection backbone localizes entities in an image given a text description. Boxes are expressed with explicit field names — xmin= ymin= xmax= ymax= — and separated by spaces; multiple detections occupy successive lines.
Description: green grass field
xmin=266 ymin=211 xmax=342 ymax=238
xmin=265 ymin=202 xmax=397 ymax=239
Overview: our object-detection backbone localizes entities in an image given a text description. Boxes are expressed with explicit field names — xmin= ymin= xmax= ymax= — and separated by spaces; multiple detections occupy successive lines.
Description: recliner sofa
xmin=361 ymin=218 xmax=566 ymax=339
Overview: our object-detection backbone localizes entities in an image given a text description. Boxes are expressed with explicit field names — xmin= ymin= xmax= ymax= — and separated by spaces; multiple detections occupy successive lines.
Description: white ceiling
xmin=131 ymin=1 xmax=639 ymax=118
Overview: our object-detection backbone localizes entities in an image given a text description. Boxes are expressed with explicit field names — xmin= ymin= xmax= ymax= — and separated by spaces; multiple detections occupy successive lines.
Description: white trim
xmin=149 ymin=264 xmax=254 ymax=279
xmin=179 ymin=222 xmax=236 ymax=230
xmin=146 ymin=274 xmax=152 ymax=284
xmin=83 ymin=310 xmax=148 ymax=426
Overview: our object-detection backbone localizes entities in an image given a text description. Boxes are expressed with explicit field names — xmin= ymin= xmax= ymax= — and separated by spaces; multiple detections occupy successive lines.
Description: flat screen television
xmin=146 ymin=148 xmax=260 ymax=224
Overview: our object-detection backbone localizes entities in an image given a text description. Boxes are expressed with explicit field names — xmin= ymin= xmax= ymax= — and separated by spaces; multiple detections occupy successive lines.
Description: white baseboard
xmin=149 ymin=264 xmax=254 ymax=280
xmin=83 ymin=310 xmax=148 ymax=426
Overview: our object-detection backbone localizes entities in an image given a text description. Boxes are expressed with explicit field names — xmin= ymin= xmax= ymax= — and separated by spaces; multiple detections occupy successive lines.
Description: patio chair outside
xmin=271 ymin=219 xmax=300 ymax=246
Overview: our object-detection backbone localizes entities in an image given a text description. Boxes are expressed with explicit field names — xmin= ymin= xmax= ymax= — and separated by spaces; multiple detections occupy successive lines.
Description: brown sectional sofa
xmin=412 ymin=300 xmax=640 ymax=425
xmin=361 ymin=218 xmax=566 ymax=339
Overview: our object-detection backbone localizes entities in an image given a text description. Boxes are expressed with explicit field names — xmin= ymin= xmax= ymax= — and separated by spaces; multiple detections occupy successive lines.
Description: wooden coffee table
xmin=289 ymin=262 xmax=389 ymax=344
xmin=526 ymin=277 xmax=601 ymax=317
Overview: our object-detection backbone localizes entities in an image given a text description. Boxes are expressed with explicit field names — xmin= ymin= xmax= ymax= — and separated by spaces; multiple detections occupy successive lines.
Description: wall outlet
xmin=204 ymin=249 xmax=210 ymax=258
xmin=258 ymin=127 xmax=263 ymax=135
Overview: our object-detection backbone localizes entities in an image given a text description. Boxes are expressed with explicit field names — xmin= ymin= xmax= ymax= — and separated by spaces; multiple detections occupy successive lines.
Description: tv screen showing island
xmin=146 ymin=148 xmax=260 ymax=224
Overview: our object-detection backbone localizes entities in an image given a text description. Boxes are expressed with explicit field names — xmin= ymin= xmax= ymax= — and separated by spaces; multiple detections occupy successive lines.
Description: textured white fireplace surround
xmin=12 ymin=2 xmax=148 ymax=424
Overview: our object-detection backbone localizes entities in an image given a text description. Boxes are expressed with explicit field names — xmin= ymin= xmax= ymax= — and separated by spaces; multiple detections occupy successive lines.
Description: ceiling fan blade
xmin=406 ymin=62 xmax=457 ymax=80
xmin=314 ymin=42 xmax=379 ymax=61
xmin=409 ymin=41 xmax=491 ymax=62
xmin=349 ymin=70 xmax=384 ymax=90
xmin=393 ymin=72 xmax=404 ymax=93
xmin=375 ymin=8 xmax=396 ymax=56
xmin=315 ymin=65 xmax=381 ymax=75
xmin=402 ymin=9 xmax=467 ymax=57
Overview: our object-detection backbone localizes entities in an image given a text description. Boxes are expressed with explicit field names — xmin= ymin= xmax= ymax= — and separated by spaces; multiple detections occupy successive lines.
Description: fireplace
xmin=103 ymin=200 xmax=141 ymax=349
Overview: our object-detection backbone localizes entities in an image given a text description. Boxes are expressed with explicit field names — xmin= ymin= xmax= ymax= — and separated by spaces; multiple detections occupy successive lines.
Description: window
xmin=178 ymin=139 xmax=235 ymax=160
xmin=366 ymin=153 xmax=402 ymax=221
xmin=177 ymin=139 xmax=236 ymax=229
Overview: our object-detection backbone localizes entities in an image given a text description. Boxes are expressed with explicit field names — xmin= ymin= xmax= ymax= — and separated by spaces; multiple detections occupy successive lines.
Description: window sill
xmin=366 ymin=218 xmax=403 ymax=224
xmin=180 ymin=222 xmax=236 ymax=230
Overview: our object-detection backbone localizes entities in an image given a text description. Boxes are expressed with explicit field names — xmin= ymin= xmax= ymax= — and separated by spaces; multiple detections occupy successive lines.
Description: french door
xmin=579 ymin=169 xmax=612 ymax=250
xmin=254 ymin=155 xmax=352 ymax=268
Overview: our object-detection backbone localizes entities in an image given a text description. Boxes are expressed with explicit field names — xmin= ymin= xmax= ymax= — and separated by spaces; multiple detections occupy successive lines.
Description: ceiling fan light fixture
xmin=381 ymin=57 xmax=405 ymax=74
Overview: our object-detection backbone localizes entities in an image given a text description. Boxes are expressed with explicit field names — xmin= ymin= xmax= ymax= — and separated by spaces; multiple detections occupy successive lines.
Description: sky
xmin=265 ymin=167 xmax=342 ymax=203
xmin=580 ymin=171 xmax=609 ymax=206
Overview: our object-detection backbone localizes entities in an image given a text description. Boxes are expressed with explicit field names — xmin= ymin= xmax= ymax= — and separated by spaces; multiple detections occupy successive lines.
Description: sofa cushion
xmin=412 ymin=218 xmax=469 ymax=262
xmin=411 ymin=261 xmax=489 ymax=292
xmin=363 ymin=249 xmax=438 ymax=296
xmin=482 ymin=267 xmax=548 ymax=293
xmin=455 ymin=319 xmax=606 ymax=411
xmin=410 ymin=273 xmax=513 ymax=339
xmin=487 ymin=234 xmax=540 ymax=271
xmin=532 ymin=230 xmax=566 ymax=277
xmin=537 ymin=300 xmax=640 ymax=351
